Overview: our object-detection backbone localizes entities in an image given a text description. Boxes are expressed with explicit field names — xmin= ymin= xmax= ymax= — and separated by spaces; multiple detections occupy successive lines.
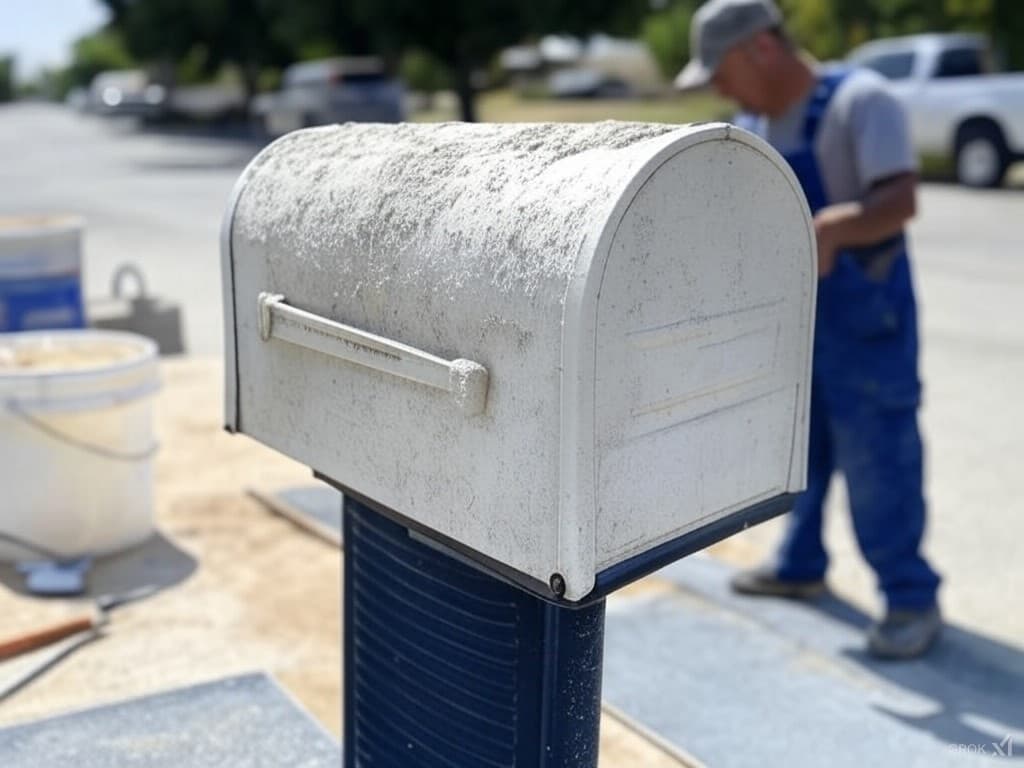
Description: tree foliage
xmin=101 ymin=0 xmax=301 ymax=102
xmin=642 ymin=1 xmax=698 ymax=79
xmin=643 ymin=0 xmax=1024 ymax=83
xmin=0 ymin=56 xmax=14 ymax=103
xmin=781 ymin=0 xmax=1020 ymax=63
xmin=22 ymin=28 xmax=137 ymax=99
xmin=72 ymin=31 xmax=135 ymax=81
xmin=76 ymin=0 xmax=1024 ymax=116
xmin=346 ymin=0 xmax=651 ymax=121
xmin=400 ymin=49 xmax=451 ymax=94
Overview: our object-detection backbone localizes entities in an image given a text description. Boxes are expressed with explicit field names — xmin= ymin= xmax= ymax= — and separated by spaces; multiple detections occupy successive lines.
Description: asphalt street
xmin=0 ymin=104 xmax=251 ymax=357
xmin=2 ymin=102 xmax=1022 ymax=650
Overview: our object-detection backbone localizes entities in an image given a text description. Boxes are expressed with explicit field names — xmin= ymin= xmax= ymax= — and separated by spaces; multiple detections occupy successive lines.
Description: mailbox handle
xmin=257 ymin=293 xmax=489 ymax=416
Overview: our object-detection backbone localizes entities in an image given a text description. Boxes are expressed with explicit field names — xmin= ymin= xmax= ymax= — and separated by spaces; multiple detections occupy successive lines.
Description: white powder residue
xmin=234 ymin=121 xmax=687 ymax=323
xmin=228 ymin=121 xmax=706 ymax=586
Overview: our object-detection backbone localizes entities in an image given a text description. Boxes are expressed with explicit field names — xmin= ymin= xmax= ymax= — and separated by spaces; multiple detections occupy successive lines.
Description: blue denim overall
xmin=771 ymin=70 xmax=940 ymax=610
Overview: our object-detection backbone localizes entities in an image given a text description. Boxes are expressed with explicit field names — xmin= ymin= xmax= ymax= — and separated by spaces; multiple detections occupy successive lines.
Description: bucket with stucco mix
xmin=0 ymin=215 xmax=86 ymax=332
xmin=0 ymin=330 xmax=159 ymax=562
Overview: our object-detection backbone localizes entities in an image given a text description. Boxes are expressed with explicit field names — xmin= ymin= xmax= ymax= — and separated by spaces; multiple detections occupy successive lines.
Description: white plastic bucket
xmin=0 ymin=215 xmax=86 ymax=332
xmin=0 ymin=330 xmax=160 ymax=562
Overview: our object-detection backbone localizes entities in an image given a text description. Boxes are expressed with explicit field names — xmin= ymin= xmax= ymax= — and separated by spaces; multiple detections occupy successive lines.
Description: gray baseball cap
xmin=674 ymin=0 xmax=784 ymax=90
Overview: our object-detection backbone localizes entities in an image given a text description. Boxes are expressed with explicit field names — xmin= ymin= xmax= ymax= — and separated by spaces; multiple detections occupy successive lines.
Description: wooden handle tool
xmin=0 ymin=614 xmax=97 ymax=662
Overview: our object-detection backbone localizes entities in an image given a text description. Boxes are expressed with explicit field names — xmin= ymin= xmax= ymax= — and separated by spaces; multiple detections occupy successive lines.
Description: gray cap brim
xmin=674 ymin=58 xmax=714 ymax=92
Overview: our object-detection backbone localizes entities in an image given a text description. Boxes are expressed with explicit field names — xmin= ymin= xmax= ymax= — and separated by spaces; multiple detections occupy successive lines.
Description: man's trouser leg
xmin=832 ymin=403 xmax=940 ymax=610
xmin=775 ymin=381 xmax=833 ymax=582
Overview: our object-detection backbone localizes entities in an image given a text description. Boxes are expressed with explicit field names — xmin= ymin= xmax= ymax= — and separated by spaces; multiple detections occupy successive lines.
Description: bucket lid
xmin=0 ymin=215 xmax=85 ymax=241
xmin=0 ymin=330 xmax=159 ymax=411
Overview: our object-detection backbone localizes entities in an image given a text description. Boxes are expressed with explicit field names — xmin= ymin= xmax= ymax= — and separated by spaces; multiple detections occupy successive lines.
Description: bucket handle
xmin=111 ymin=263 xmax=148 ymax=301
xmin=4 ymin=400 xmax=159 ymax=463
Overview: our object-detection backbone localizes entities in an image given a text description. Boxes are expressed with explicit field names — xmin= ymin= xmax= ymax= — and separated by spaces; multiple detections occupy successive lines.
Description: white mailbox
xmin=222 ymin=121 xmax=815 ymax=602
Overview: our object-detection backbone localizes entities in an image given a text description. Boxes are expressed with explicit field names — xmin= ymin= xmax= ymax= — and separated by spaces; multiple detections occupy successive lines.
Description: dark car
xmin=88 ymin=70 xmax=168 ymax=120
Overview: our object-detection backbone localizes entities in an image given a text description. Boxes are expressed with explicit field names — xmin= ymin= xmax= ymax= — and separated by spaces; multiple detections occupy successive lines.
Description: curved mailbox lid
xmin=560 ymin=125 xmax=815 ymax=599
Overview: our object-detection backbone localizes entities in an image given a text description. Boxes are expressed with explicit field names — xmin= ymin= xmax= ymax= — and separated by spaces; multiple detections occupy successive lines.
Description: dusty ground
xmin=0 ymin=358 xmax=333 ymax=732
xmin=0 ymin=357 xmax=689 ymax=766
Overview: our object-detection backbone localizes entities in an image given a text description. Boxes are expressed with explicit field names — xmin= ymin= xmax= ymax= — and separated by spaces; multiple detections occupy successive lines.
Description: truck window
xmin=860 ymin=52 xmax=916 ymax=80
xmin=860 ymin=52 xmax=917 ymax=80
xmin=934 ymin=47 xmax=984 ymax=78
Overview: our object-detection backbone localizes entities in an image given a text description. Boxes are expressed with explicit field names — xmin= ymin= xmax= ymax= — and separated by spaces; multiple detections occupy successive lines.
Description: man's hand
xmin=814 ymin=207 xmax=846 ymax=277
xmin=811 ymin=173 xmax=918 ymax=279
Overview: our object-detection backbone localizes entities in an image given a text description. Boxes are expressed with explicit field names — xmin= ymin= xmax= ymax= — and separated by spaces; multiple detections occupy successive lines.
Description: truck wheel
xmin=955 ymin=122 xmax=1009 ymax=188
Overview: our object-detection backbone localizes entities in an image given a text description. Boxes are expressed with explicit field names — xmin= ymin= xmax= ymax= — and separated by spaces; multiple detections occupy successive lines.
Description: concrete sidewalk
xmin=603 ymin=555 xmax=1024 ymax=767
xmin=707 ymin=182 xmax=1024 ymax=652
xmin=0 ymin=674 xmax=341 ymax=768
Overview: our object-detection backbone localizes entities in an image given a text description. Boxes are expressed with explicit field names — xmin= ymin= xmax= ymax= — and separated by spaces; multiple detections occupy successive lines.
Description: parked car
xmin=548 ymin=68 xmax=634 ymax=99
xmin=501 ymin=34 xmax=663 ymax=99
xmin=848 ymin=34 xmax=1024 ymax=187
xmin=88 ymin=69 xmax=168 ymax=120
xmin=168 ymin=82 xmax=246 ymax=122
xmin=251 ymin=57 xmax=404 ymax=136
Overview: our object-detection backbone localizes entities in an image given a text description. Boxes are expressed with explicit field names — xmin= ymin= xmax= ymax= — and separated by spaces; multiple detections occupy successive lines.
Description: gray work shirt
xmin=740 ymin=65 xmax=918 ymax=205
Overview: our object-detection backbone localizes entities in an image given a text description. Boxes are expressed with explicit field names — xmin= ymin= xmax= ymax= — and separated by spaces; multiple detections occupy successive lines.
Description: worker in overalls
xmin=677 ymin=0 xmax=941 ymax=658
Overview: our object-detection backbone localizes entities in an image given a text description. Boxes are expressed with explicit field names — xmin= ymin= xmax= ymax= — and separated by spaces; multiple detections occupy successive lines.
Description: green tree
xmin=70 ymin=30 xmax=135 ymax=82
xmin=348 ymin=0 xmax=650 ymax=122
xmin=0 ymin=56 xmax=13 ymax=102
xmin=642 ymin=1 xmax=698 ymax=80
xmin=991 ymin=0 xmax=1024 ymax=70
xmin=400 ymin=49 xmax=450 ymax=94
xmin=777 ymin=0 xmax=1021 ymax=66
xmin=779 ymin=0 xmax=845 ymax=59
xmin=102 ymin=0 xmax=296 ymax=105
xmin=58 ymin=29 xmax=136 ymax=95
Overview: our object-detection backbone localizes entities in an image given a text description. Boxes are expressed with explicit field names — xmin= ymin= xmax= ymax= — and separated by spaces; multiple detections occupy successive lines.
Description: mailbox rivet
xmin=549 ymin=573 xmax=566 ymax=598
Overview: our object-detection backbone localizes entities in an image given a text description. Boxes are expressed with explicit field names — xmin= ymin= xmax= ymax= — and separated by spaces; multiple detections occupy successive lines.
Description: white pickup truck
xmin=848 ymin=34 xmax=1024 ymax=187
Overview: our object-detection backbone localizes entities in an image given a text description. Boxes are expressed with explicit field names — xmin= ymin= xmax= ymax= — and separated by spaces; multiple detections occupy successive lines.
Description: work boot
xmin=730 ymin=564 xmax=827 ymax=599
xmin=867 ymin=606 xmax=942 ymax=660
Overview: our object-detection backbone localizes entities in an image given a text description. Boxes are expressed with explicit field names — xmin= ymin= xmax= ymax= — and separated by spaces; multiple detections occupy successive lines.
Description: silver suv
xmin=252 ymin=57 xmax=404 ymax=136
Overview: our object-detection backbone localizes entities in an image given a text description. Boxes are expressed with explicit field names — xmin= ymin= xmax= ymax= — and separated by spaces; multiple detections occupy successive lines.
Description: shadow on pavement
xmin=808 ymin=593 xmax=1024 ymax=758
xmin=134 ymin=116 xmax=267 ymax=145
xmin=606 ymin=554 xmax=1024 ymax=765
xmin=920 ymin=160 xmax=1024 ymax=193
xmin=129 ymin=156 xmax=255 ymax=172
xmin=0 ymin=531 xmax=198 ymax=600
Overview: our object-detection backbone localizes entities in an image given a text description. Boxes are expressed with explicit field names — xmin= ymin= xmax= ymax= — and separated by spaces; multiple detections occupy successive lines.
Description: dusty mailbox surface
xmin=223 ymin=121 xmax=815 ymax=601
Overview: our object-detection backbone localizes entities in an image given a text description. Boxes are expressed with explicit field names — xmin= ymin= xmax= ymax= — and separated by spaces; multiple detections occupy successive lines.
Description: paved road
xmin=0 ymin=103 xmax=252 ymax=356
xmin=1 ymin=103 xmax=1022 ymax=649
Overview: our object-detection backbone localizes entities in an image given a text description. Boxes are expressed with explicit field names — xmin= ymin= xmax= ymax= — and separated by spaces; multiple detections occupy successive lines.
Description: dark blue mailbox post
xmin=336 ymin=489 xmax=793 ymax=767
xmin=343 ymin=496 xmax=605 ymax=767
xmin=222 ymin=121 xmax=816 ymax=766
